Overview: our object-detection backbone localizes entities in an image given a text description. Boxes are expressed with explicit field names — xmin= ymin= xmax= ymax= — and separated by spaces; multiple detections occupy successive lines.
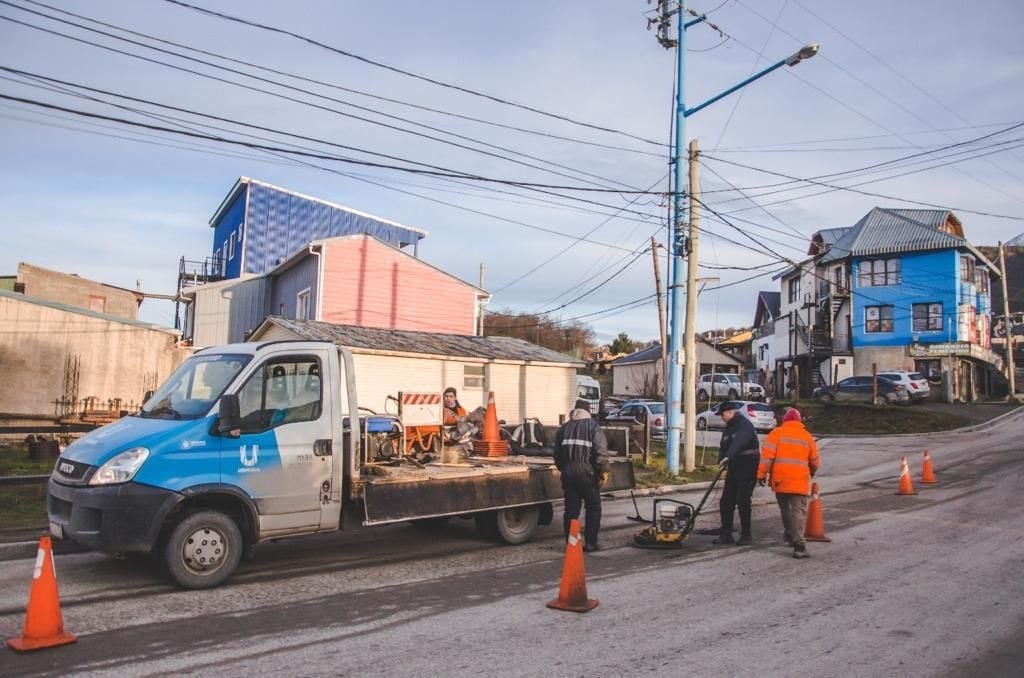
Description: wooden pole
xmin=833 ymin=363 xmax=839 ymax=388
xmin=652 ymin=237 xmax=667 ymax=394
xmin=793 ymin=364 xmax=800 ymax=401
xmin=643 ymin=417 xmax=651 ymax=466
xmin=872 ymin=363 xmax=878 ymax=403
xmin=999 ymin=242 xmax=1017 ymax=398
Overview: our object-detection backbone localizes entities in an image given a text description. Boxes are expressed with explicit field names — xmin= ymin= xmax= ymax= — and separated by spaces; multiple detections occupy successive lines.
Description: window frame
xmin=865 ymin=305 xmax=894 ymax=333
xmin=228 ymin=232 xmax=235 ymax=261
xmin=235 ymin=355 xmax=323 ymax=435
xmin=463 ymin=364 xmax=485 ymax=390
xmin=912 ymin=303 xmax=943 ymax=332
xmin=788 ymin=277 xmax=800 ymax=304
xmin=860 ymin=258 xmax=901 ymax=287
xmin=296 ymin=287 xmax=311 ymax=321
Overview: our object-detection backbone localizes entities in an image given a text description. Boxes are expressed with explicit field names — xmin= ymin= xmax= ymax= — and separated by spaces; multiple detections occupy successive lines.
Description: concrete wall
xmin=852 ymin=345 xmax=911 ymax=375
xmin=0 ymin=293 xmax=190 ymax=417
xmin=17 ymin=262 xmax=139 ymax=320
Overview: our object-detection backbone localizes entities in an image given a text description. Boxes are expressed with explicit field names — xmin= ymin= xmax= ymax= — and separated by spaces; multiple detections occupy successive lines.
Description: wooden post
xmin=643 ymin=417 xmax=651 ymax=466
xmin=652 ymin=237 xmax=667 ymax=393
xmin=872 ymin=363 xmax=878 ymax=403
xmin=793 ymin=364 xmax=800 ymax=401
xmin=833 ymin=363 xmax=839 ymax=388
xmin=999 ymin=242 xmax=1017 ymax=398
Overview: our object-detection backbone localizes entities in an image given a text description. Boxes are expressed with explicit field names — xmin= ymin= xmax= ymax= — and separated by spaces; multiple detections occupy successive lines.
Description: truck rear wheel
xmin=163 ymin=510 xmax=243 ymax=590
xmin=495 ymin=506 xmax=540 ymax=544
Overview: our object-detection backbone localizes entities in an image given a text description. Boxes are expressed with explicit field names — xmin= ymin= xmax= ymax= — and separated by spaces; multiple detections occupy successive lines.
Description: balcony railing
xmin=817 ymin=280 xmax=850 ymax=299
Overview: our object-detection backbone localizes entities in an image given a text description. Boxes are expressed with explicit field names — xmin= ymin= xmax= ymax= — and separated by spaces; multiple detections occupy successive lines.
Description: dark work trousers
xmin=719 ymin=455 xmax=759 ymax=536
xmin=562 ymin=472 xmax=602 ymax=546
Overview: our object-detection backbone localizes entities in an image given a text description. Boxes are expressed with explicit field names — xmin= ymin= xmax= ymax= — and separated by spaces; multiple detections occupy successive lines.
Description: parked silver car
xmin=696 ymin=373 xmax=765 ymax=401
xmin=696 ymin=400 xmax=778 ymax=432
xmin=602 ymin=400 xmax=666 ymax=440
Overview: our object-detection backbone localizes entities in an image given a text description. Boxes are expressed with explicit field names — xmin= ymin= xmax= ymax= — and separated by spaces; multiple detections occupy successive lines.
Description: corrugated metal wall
xmin=319 ymin=237 xmax=477 ymax=334
xmin=240 ymin=182 xmax=424 ymax=276
xmin=213 ymin=190 xmax=246 ymax=279
xmin=269 ymin=256 xmax=318 ymax=320
xmin=192 ymin=277 xmax=271 ymax=347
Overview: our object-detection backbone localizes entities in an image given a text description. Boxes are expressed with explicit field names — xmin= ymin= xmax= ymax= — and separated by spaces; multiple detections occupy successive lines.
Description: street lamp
xmin=663 ymin=10 xmax=818 ymax=475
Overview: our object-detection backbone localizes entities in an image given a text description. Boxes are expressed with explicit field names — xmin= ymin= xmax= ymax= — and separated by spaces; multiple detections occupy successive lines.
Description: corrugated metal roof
xmin=0 ymin=289 xmax=180 ymax=335
xmin=253 ymin=317 xmax=583 ymax=365
xmin=610 ymin=340 xmax=743 ymax=366
xmin=819 ymin=208 xmax=964 ymax=263
xmin=612 ymin=344 xmax=661 ymax=366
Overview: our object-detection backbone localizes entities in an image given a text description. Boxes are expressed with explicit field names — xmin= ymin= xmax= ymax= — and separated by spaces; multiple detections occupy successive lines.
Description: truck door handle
xmin=314 ymin=439 xmax=333 ymax=457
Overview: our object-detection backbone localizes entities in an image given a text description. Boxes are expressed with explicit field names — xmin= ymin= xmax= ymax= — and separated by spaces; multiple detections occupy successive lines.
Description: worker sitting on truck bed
xmin=443 ymin=387 xmax=467 ymax=425
xmin=554 ymin=407 xmax=609 ymax=552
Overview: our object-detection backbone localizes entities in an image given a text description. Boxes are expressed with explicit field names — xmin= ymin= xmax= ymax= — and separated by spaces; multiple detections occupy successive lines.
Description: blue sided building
xmin=816 ymin=208 xmax=1002 ymax=399
xmin=206 ymin=177 xmax=427 ymax=280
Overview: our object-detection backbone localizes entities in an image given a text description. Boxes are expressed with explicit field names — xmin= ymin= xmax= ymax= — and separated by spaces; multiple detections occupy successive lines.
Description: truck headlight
xmin=89 ymin=447 xmax=150 ymax=486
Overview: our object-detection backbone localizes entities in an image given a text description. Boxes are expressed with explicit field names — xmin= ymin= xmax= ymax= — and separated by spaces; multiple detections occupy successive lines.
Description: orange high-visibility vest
xmin=758 ymin=421 xmax=820 ymax=495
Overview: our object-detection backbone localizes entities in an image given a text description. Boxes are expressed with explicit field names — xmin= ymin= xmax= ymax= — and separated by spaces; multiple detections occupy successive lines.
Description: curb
xmin=0 ymin=537 xmax=89 ymax=563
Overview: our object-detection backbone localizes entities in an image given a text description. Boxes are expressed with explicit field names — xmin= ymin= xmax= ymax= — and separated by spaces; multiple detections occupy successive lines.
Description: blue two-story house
xmin=816 ymin=208 xmax=1000 ymax=401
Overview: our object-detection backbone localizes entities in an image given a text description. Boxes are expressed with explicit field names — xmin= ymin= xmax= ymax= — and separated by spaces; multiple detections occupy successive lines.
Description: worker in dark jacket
xmin=714 ymin=401 xmax=760 ymax=546
xmin=553 ymin=407 xmax=609 ymax=552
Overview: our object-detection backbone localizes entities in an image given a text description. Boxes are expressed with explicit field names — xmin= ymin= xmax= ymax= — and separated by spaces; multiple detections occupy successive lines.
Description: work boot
xmin=712 ymin=532 xmax=735 ymax=545
xmin=792 ymin=545 xmax=810 ymax=559
xmin=584 ymin=543 xmax=601 ymax=553
xmin=736 ymin=533 xmax=753 ymax=546
xmin=783 ymin=534 xmax=794 ymax=547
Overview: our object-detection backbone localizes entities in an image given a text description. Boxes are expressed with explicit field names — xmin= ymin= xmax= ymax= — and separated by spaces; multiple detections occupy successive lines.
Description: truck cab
xmin=48 ymin=341 xmax=634 ymax=589
xmin=575 ymin=375 xmax=601 ymax=415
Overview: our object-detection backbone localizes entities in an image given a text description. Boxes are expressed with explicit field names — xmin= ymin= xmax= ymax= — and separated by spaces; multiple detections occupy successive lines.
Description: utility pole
xmin=651 ymin=237 xmax=667 ymax=391
xmin=681 ymin=139 xmax=701 ymax=472
xmin=999 ymin=242 xmax=1017 ymax=398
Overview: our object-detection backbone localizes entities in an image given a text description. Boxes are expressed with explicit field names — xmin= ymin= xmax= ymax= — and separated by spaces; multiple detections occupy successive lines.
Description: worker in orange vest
xmin=757 ymin=407 xmax=820 ymax=559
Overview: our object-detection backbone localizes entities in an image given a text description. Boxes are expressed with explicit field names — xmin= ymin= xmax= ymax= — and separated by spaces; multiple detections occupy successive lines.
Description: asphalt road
xmin=2 ymin=411 xmax=1022 ymax=677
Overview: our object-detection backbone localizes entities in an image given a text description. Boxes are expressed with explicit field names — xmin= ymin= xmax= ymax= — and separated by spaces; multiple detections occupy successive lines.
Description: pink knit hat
xmin=782 ymin=408 xmax=802 ymax=423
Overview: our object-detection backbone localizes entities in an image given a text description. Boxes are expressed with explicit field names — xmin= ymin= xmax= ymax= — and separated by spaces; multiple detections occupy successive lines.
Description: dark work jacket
xmin=553 ymin=417 xmax=609 ymax=479
xmin=718 ymin=414 xmax=760 ymax=464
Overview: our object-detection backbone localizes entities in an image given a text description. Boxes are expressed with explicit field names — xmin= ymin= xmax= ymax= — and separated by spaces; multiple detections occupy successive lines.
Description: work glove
xmin=599 ymin=472 xmax=609 ymax=487
xmin=758 ymin=478 xmax=767 ymax=487
xmin=719 ymin=457 xmax=730 ymax=467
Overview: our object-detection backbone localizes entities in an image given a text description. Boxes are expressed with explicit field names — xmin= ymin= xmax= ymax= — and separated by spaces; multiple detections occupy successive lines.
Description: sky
xmin=2 ymin=0 xmax=1024 ymax=344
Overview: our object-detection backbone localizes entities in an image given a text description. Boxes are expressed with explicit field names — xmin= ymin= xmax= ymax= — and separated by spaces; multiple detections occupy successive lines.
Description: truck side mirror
xmin=142 ymin=390 xmax=154 ymax=405
xmin=218 ymin=394 xmax=242 ymax=438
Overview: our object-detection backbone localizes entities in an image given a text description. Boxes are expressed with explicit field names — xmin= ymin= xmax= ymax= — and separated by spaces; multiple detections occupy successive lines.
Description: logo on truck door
xmin=239 ymin=444 xmax=259 ymax=472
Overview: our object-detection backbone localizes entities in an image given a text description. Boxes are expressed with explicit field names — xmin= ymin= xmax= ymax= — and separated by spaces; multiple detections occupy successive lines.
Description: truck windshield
xmin=577 ymin=386 xmax=600 ymax=399
xmin=138 ymin=353 xmax=251 ymax=420
xmin=725 ymin=374 xmax=741 ymax=384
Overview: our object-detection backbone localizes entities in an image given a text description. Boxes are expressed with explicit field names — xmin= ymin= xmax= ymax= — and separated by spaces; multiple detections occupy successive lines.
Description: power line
xmin=160 ymin=0 xmax=666 ymax=147
xmin=0 ymin=4 xmax=654 ymax=196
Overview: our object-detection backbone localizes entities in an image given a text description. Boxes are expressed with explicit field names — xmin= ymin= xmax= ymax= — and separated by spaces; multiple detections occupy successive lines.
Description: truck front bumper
xmin=47 ymin=479 xmax=183 ymax=553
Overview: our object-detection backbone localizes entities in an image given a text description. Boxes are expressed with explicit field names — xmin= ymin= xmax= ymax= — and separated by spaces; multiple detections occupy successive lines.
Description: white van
xmin=576 ymin=375 xmax=601 ymax=415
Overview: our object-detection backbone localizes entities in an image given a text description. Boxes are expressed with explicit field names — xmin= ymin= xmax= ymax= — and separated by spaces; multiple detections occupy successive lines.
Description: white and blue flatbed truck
xmin=47 ymin=341 xmax=634 ymax=589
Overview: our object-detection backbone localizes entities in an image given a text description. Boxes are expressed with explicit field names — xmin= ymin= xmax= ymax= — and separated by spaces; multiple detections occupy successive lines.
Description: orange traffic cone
xmin=472 ymin=391 xmax=509 ymax=457
xmin=547 ymin=519 xmax=598 ymax=613
xmin=920 ymin=451 xmax=938 ymax=484
xmin=803 ymin=482 xmax=831 ymax=542
xmin=6 ymin=536 xmax=77 ymax=652
xmin=896 ymin=456 xmax=917 ymax=495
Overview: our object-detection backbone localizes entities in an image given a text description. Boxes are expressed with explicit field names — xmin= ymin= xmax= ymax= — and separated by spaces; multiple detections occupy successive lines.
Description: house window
xmin=464 ymin=364 xmax=484 ymax=389
xmin=865 ymin=305 xmax=894 ymax=333
xmin=912 ymin=303 xmax=943 ymax=332
xmin=229 ymin=233 xmax=235 ymax=261
xmin=960 ymin=255 xmax=975 ymax=282
xmin=974 ymin=268 xmax=989 ymax=294
xmin=788 ymin=277 xmax=800 ymax=304
xmin=88 ymin=295 xmax=106 ymax=313
xmin=296 ymin=288 xmax=311 ymax=320
xmin=859 ymin=259 xmax=901 ymax=287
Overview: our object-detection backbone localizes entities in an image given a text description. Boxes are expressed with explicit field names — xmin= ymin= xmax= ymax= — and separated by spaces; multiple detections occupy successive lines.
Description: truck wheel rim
xmin=500 ymin=508 xmax=533 ymax=536
xmin=181 ymin=526 xmax=227 ymax=574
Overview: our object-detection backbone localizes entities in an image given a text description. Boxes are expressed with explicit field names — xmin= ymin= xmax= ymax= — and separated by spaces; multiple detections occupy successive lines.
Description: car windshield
xmin=138 ymin=353 xmax=251 ymax=420
xmin=725 ymin=374 xmax=741 ymax=384
xmin=646 ymin=403 xmax=665 ymax=414
xmin=747 ymin=403 xmax=773 ymax=412
xmin=909 ymin=373 xmax=925 ymax=381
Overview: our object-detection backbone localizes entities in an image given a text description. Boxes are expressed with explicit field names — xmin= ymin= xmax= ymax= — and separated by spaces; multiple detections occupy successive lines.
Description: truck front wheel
xmin=163 ymin=510 xmax=243 ymax=590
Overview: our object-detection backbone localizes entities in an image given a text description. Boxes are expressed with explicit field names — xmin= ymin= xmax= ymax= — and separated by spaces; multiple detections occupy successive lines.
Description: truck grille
xmin=53 ymin=457 xmax=93 ymax=484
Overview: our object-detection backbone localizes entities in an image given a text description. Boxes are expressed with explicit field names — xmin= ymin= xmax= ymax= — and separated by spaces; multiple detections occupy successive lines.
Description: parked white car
xmin=696 ymin=400 xmax=778 ymax=432
xmin=696 ymin=373 xmax=765 ymax=401
xmin=877 ymin=370 xmax=931 ymax=402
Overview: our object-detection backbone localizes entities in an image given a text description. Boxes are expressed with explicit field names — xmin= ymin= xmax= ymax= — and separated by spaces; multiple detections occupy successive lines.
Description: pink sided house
xmin=268 ymin=234 xmax=489 ymax=337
